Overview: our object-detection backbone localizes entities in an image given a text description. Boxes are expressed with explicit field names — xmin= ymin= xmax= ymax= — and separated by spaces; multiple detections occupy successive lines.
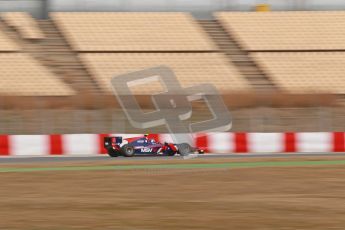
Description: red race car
xmin=104 ymin=134 xmax=204 ymax=157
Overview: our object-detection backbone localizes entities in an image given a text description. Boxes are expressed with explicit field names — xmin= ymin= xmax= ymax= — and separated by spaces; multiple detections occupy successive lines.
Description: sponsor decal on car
xmin=141 ymin=148 xmax=153 ymax=153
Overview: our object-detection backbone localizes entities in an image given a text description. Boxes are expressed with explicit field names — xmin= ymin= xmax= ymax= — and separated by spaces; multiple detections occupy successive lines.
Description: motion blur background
xmin=2 ymin=2 xmax=345 ymax=230
xmin=0 ymin=0 xmax=344 ymax=134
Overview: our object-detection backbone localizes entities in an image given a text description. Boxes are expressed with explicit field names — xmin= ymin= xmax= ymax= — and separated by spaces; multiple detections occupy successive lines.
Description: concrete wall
xmin=0 ymin=0 xmax=46 ymax=18
xmin=2 ymin=0 xmax=345 ymax=19
xmin=48 ymin=0 xmax=227 ymax=18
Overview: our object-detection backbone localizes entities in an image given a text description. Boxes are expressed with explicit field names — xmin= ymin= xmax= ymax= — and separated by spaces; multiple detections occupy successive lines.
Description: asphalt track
xmin=1 ymin=152 xmax=345 ymax=164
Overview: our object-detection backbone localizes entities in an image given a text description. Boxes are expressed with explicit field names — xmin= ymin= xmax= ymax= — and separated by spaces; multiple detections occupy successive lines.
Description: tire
xmin=176 ymin=143 xmax=192 ymax=156
xmin=122 ymin=145 xmax=135 ymax=157
xmin=107 ymin=148 xmax=119 ymax=157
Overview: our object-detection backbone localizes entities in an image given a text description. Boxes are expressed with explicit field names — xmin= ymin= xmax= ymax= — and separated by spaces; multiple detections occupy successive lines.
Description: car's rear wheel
xmin=122 ymin=145 xmax=135 ymax=157
xmin=107 ymin=148 xmax=119 ymax=157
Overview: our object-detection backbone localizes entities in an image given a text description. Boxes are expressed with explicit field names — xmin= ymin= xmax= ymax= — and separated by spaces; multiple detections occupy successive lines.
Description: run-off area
xmin=1 ymin=156 xmax=345 ymax=230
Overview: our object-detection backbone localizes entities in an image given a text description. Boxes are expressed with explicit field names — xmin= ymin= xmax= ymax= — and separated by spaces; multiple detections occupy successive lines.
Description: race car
xmin=104 ymin=134 xmax=204 ymax=157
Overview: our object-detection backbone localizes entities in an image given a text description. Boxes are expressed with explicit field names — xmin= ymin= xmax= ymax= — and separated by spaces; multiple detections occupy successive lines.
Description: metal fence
xmin=0 ymin=106 xmax=344 ymax=134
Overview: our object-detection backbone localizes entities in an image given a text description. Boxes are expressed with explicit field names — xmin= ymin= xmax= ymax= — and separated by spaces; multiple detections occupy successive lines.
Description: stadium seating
xmin=0 ymin=53 xmax=74 ymax=95
xmin=216 ymin=12 xmax=345 ymax=51
xmin=80 ymin=53 xmax=250 ymax=94
xmin=1 ymin=12 xmax=45 ymax=40
xmin=0 ymin=29 xmax=19 ymax=51
xmin=0 ymin=11 xmax=343 ymax=133
xmin=0 ymin=11 xmax=343 ymax=96
xmin=51 ymin=12 xmax=217 ymax=51
xmin=252 ymin=52 xmax=345 ymax=94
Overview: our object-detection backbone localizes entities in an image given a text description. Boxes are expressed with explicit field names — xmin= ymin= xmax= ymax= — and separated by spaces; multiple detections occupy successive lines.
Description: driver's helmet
xmin=164 ymin=142 xmax=168 ymax=146
xmin=144 ymin=134 xmax=149 ymax=137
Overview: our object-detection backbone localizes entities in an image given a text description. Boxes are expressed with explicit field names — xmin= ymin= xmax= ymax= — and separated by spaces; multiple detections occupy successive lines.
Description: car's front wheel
xmin=176 ymin=143 xmax=193 ymax=156
xmin=122 ymin=145 xmax=135 ymax=157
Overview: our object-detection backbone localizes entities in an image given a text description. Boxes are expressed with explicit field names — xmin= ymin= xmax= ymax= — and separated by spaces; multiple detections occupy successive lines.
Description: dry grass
xmin=1 ymin=157 xmax=345 ymax=229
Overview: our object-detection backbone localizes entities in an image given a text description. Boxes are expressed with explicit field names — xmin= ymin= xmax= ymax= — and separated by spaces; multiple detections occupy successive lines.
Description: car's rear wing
xmin=104 ymin=136 xmax=122 ymax=148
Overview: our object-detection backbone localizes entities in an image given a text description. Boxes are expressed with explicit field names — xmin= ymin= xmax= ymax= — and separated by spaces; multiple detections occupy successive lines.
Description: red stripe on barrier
xmin=0 ymin=135 xmax=10 ymax=156
xmin=99 ymin=134 xmax=108 ymax=154
xmin=49 ymin=135 xmax=63 ymax=155
xmin=195 ymin=134 xmax=208 ymax=152
xmin=284 ymin=132 xmax=296 ymax=152
xmin=235 ymin=133 xmax=247 ymax=153
xmin=333 ymin=132 xmax=345 ymax=152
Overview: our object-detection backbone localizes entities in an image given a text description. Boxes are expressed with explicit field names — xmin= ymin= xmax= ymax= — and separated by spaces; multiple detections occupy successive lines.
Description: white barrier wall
xmin=0 ymin=133 xmax=344 ymax=156
xmin=11 ymin=135 xmax=49 ymax=156
xmin=296 ymin=132 xmax=333 ymax=152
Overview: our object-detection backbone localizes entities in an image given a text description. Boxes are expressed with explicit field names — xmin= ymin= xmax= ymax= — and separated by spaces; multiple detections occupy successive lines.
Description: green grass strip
xmin=0 ymin=160 xmax=345 ymax=173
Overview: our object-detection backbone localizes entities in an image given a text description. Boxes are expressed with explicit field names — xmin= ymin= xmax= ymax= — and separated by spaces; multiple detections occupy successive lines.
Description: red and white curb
xmin=0 ymin=132 xmax=344 ymax=156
